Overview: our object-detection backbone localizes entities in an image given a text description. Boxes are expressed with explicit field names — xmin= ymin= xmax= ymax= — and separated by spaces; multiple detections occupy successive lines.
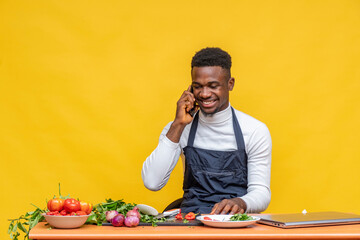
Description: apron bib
xmin=180 ymin=107 xmax=248 ymax=214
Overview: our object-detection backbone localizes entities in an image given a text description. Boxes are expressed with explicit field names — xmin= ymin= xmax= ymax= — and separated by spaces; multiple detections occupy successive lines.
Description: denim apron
xmin=180 ymin=107 xmax=248 ymax=214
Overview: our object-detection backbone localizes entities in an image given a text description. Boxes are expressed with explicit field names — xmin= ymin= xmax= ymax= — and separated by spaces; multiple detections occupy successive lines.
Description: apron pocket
xmin=196 ymin=170 xmax=241 ymax=192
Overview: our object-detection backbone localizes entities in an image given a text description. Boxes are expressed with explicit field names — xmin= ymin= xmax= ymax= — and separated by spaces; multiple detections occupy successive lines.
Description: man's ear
xmin=228 ymin=77 xmax=235 ymax=91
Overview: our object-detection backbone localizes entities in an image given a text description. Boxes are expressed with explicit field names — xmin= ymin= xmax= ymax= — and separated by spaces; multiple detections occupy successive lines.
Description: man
xmin=142 ymin=47 xmax=272 ymax=214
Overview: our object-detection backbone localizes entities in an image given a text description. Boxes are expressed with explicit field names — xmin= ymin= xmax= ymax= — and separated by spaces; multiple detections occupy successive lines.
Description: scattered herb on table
xmin=229 ymin=213 xmax=254 ymax=221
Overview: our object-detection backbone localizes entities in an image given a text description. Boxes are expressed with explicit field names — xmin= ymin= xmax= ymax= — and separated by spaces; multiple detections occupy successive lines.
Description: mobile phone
xmin=188 ymin=86 xmax=198 ymax=117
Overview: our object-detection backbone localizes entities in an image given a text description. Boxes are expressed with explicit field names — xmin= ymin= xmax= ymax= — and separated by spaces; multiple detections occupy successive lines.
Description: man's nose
xmin=199 ymin=87 xmax=211 ymax=98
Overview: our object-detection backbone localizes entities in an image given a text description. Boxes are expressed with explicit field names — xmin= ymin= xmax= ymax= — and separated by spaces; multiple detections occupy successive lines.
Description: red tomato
xmin=63 ymin=198 xmax=81 ymax=213
xmin=185 ymin=212 xmax=196 ymax=220
xmin=175 ymin=213 xmax=183 ymax=220
xmin=76 ymin=211 xmax=87 ymax=216
xmin=70 ymin=212 xmax=77 ymax=216
xmin=80 ymin=201 xmax=93 ymax=215
xmin=60 ymin=210 xmax=67 ymax=215
xmin=47 ymin=198 xmax=64 ymax=212
xmin=203 ymin=216 xmax=212 ymax=221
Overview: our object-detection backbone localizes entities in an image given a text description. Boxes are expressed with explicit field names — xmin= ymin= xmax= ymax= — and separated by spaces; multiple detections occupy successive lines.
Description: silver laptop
xmin=258 ymin=211 xmax=360 ymax=228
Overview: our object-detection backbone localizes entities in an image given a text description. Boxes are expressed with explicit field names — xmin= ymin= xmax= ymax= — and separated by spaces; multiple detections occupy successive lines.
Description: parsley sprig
xmin=229 ymin=213 xmax=254 ymax=221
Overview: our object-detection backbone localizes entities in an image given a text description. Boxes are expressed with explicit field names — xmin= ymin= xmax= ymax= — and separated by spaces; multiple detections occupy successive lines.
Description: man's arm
xmin=141 ymin=123 xmax=182 ymax=191
xmin=142 ymin=86 xmax=199 ymax=191
xmin=211 ymin=123 xmax=272 ymax=214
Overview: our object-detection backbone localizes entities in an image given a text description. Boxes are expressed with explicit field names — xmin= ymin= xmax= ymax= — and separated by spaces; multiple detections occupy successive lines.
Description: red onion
xmin=106 ymin=210 xmax=119 ymax=222
xmin=111 ymin=214 xmax=125 ymax=227
xmin=126 ymin=207 xmax=141 ymax=219
xmin=124 ymin=216 xmax=139 ymax=227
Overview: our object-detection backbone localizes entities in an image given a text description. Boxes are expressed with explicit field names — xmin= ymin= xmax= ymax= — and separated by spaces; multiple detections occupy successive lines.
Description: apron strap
xmin=187 ymin=112 xmax=199 ymax=147
xmin=231 ymin=107 xmax=246 ymax=151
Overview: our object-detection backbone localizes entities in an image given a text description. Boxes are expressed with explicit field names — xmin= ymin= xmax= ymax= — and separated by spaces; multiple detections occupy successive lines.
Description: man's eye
xmin=210 ymin=85 xmax=219 ymax=89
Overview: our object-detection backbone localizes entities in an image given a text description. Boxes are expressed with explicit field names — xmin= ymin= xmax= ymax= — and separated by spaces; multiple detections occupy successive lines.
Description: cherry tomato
xmin=63 ymin=198 xmax=81 ymax=213
xmin=76 ymin=211 xmax=87 ymax=215
xmin=47 ymin=198 xmax=64 ymax=212
xmin=70 ymin=212 xmax=77 ymax=216
xmin=46 ymin=211 xmax=55 ymax=215
xmin=185 ymin=212 xmax=196 ymax=220
xmin=60 ymin=210 xmax=67 ymax=216
xmin=175 ymin=213 xmax=183 ymax=220
xmin=80 ymin=201 xmax=93 ymax=215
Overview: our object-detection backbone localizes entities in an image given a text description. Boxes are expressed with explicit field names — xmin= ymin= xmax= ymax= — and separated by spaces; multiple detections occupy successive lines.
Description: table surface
xmin=29 ymin=221 xmax=360 ymax=240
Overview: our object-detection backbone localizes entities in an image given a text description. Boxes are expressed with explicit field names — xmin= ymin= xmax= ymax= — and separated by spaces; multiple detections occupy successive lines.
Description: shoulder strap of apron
xmin=187 ymin=112 xmax=199 ymax=147
xmin=231 ymin=107 xmax=246 ymax=151
xmin=187 ymin=108 xmax=246 ymax=151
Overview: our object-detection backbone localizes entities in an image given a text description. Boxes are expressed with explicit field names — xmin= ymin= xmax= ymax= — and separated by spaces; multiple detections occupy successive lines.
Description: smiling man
xmin=142 ymin=47 xmax=272 ymax=214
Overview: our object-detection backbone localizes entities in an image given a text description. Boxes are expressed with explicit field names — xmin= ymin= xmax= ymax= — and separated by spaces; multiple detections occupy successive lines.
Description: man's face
xmin=191 ymin=66 xmax=234 ymax=116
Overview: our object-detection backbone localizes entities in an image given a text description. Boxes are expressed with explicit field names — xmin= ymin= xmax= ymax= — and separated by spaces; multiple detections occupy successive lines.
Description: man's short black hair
xmin=191 ymin=47 xmax=232 ymax=70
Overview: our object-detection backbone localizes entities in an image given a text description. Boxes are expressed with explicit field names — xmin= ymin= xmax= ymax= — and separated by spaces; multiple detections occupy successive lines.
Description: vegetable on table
xmin=111 ymin=214 xmax=125 ymax=227
xmin=126 ymin=207 xmax=141 ymax=219
xmin=80 ymin=201 xmax=93 ymax=215
xmin=184 ymin=212 xmax=196 ymax=220
xmin=47 ymin=198 xmax=64 ymax=212
xmin=106 ymin=210 xmax=119 ymax=222
xmin=7 ymin=184 xmax=94 ymax=240
xmin=124 ymin=216 xmax=140 ymax=227
xmin=8 ymin=204 xmax=45 ymax=240
xmin=63 ymin=198 xmax=81 ymax=213
xmin=7 ymin=186 xmax=166 ymax=240
xmin=87 ymin=198 xmax=165 ymax=227
xmin=229 ymin=213 xmax=254 ymax=221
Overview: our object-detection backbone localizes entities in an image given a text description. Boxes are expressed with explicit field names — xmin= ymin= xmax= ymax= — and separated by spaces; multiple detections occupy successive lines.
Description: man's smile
xmin=198 ymin=99 xmax=217 ymax=108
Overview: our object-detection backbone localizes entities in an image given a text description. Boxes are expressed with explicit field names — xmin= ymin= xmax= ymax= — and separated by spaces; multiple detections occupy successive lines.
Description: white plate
xmin=196 ymin=215 xmax=260 ymax=228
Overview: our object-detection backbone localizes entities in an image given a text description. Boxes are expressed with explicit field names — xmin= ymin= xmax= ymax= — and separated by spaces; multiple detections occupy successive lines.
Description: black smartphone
xmin=188 ymin=86 xmax=198 ymax=117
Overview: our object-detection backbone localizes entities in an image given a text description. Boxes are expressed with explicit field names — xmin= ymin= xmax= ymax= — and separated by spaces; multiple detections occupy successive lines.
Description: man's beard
xmin=201 ymin=111 xmax=215 ymax=117
xmin=200 ymin=107 xmax=220 ymax=117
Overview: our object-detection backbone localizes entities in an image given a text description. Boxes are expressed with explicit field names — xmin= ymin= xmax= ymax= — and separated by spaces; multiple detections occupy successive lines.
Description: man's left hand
xmin=210 ymin=198 xmax=247 ymax=215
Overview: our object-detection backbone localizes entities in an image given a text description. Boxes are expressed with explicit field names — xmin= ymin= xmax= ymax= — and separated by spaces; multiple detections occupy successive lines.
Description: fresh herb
xmin=183 ymin=219 xmax=189 ymax=223
xmin=7 ymin=204 xmax=46 ymax=240
xmin=140 ymin=214 xmax=165 ymax=227
xmin=87 ymin=199 xmax=165 ymax=227
xmin=87 ymin=199 xmax=135 ymax=226
xmin=229 ymin=213 xmax=254 ymax=221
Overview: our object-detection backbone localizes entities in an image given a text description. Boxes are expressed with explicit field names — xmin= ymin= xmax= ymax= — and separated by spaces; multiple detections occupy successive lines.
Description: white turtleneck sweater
xmin=141 ymin=104 xmax=272 ymax=213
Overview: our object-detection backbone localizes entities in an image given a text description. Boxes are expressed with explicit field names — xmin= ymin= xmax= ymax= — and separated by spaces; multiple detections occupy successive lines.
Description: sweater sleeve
xmin=141 ymin=122 xmax=182 ymax=191
xmin=240 ymin=123 xmax=272 ymax=213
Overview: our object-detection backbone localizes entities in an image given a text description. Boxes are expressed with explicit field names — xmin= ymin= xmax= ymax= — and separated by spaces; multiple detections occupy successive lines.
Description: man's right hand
xmin=166 ymin=86 xmax=199 ymax=143
xmin=175 ymin=85 xmax=198 ymax=125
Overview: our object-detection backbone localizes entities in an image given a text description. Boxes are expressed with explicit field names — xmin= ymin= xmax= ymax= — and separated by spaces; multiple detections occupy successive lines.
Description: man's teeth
xmin=203 ymin=101 xmax=214 ymax=104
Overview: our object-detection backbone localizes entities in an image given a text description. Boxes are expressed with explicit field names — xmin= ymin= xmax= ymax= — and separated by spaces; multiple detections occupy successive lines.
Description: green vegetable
xmin=87 ymin=199 xmax=165 ymax=227
xmin=229 ymin=213 xmax=254 ymax=221
xmin=7 ymin=204 xmax=46 ymax=240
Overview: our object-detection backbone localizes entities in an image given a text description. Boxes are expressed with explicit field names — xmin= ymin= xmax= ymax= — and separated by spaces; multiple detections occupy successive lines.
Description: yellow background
xmin=1 ymin=0 xmax=359 ymax=238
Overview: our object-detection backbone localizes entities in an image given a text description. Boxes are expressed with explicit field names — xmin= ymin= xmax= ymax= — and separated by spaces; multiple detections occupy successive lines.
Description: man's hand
xmin=174 ymin=85 xmax=198 ymax=125
xmin=210 ymin=198 xmax=247 ymax=215
xmin=166 ymin=86 xmax=199 ymax=143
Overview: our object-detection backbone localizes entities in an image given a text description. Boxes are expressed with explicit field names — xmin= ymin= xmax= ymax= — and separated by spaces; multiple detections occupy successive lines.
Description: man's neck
xmin=199 ymin=104 xmax=232 ymax=124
